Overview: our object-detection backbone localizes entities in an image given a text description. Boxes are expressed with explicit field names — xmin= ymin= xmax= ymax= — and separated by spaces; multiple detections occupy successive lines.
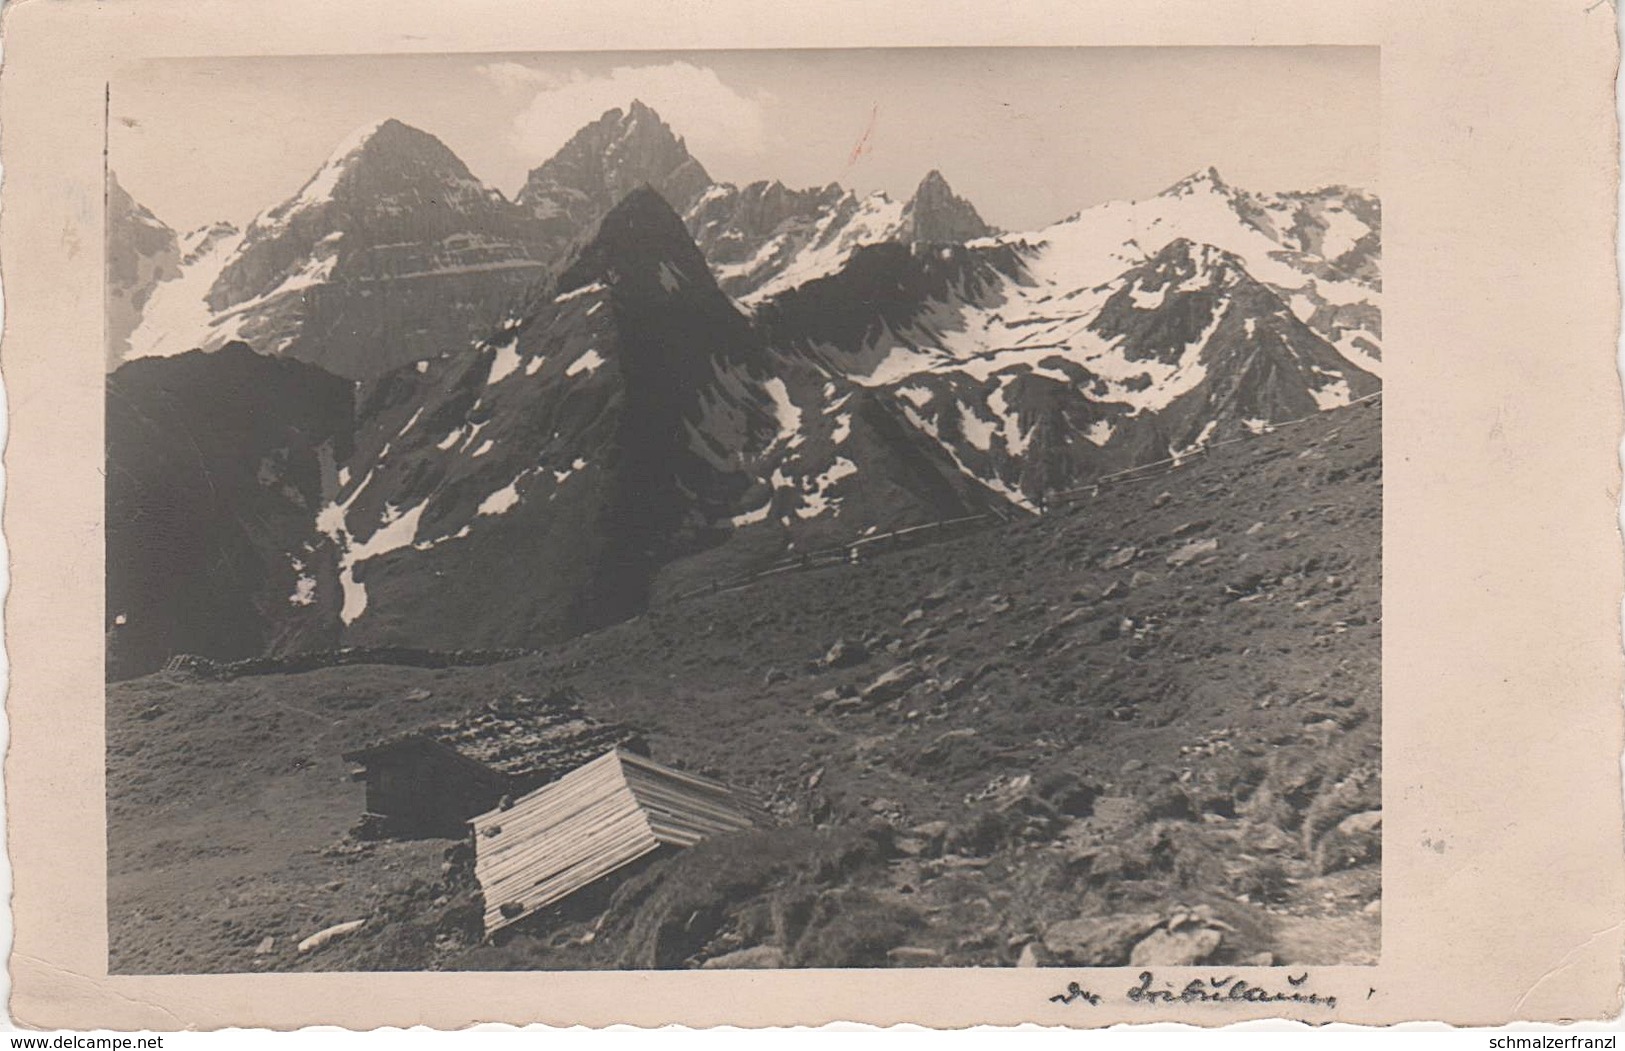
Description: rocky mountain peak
xmin=518 ymin=102 xmax=714 ymax=224
xmin=901 ymin=169 xmax=994 ymax=243
xmin=1161 ymin=166 xmax=1233 ymax=199
xmin=255 ymin=119 xmax=490 ymax=229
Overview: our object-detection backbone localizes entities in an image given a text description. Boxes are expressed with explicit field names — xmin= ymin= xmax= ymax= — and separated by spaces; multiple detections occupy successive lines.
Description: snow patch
xmin=478 ymin=476 xmax=525 ymax=516
xmin=761 ymin=377 xmax=802 ymax=448
xmin=1310 ymin=377 xmax=1352 ymax=409
xmin=831 ymin=413 xmax=853 ymax=445
xmin=486 ymin=337 xmax=523 ymax=385
xmin=959 ymin=405 xmax=997 ymax=452
xmin=567 ymin=349 xmax=605 ymax=378
xmin=556 ymin=281 xmax=607 ymax=303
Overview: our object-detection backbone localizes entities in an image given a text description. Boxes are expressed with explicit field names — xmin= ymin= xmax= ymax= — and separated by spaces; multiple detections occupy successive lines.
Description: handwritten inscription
xmin=1049 ymin=971 xmax=1340 ymax=1009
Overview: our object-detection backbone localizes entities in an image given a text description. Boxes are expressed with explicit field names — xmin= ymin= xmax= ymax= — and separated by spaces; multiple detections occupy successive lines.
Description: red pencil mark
xmin=846 ymin=103 xmax=879 ymax=168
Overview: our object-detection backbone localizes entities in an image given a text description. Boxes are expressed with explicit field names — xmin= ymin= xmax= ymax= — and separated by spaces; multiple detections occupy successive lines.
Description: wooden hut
xmin=342 ymin=691 xmax=644 ymax=839
xmin=471 ymin=748 xmax=767 ymax=936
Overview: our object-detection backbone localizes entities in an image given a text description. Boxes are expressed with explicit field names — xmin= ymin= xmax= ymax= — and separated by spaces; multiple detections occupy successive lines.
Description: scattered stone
xmin=901 ymin=608 xmax=925 ymax=627
xmin=297 ymin=918 xmax=366 ymax=954
xmin=1042 ymin=914 xmax=1162 ymax=966
xmin=701 ymin=945 xmax=786 ymax=969
xmin=909 ymin=821 xmax=950 ymax=856
xmin=1241 ymin=951 xmax=1276 ymax=966
xmin=1017 ymin=941 xmax=1055 ymax=967
xmin=1167 ymin=538 xmax=1220 ymax=566
xmin=1364 ymin=898 xmax=1382 ymax=916
xmin=254 ymin=936 xmax=276 ymax=956
xmin=1129 ymin=927 xmax=1224 ymax=966
xmin=1172 ymin=519 xmax=1213 ymax=538
xmin=1246 ymin=521 xmax=1266 ymax=535
xmin=1130 ymin=570 xmax=1157 ymax=589
xmin=763 ymin=667 xmax=789 ymax=686
xmin=1101 ymin=579 xmax=1129 ymax=600
xmin=1153 ymin=491 xmax=1173 ymax=507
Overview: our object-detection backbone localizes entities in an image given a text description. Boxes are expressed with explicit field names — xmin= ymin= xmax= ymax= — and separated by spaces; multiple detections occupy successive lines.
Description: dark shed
xmin=343 ymin=690 xmax=645 ymax=839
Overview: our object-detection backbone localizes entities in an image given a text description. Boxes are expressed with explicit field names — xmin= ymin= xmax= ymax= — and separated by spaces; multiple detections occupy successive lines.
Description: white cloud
xmin=476 ymin=61 xmax=555 ymax=94
xmin=506 ymin=61 xmax=771 ymax=167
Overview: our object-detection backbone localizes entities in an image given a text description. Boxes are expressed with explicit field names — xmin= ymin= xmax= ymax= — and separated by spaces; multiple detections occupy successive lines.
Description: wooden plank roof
xmin=471 ymin=748 xmax=766 ymax=935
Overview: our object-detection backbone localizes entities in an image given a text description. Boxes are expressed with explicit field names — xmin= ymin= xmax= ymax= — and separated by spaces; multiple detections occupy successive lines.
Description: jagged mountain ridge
xmin=112 ymin=105 xmax=1023 ymax=377
xmin=112 ymin=103 xmax=1378 ymax=383
xmin=106 ymin=101 xmax=1381 ymax=669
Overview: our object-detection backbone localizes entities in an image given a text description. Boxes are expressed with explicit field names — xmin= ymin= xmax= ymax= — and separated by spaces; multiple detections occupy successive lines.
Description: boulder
xmin=701 ymin=945 xmax=786 ymax=969
xmin=861 ymin=662 xmax=925 ymax=705
xmin=1314 ymin=809 xmax=1383 ymax=874
xmin=1041 ymin=913 xmax=1162 ymax=966
xmin=1100 ymin=546 xmax=1138 ymax=570
xmin=1129 ymin=927 xmax=1224 ymax=966
xmin=1167 ymin=538 xmax=1220 ymax=566
xmin=821 ymin=638 xmax=869 ymax=670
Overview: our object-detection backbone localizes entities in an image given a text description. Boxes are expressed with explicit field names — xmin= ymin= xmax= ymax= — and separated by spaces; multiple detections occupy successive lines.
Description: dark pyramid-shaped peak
xmin=518 ymin=103 xmax=714 ymax=222
xmin=556 ymin=185 xmax=722 ymax=301
xmin=901 ymin=169 xmax=993 ymax=243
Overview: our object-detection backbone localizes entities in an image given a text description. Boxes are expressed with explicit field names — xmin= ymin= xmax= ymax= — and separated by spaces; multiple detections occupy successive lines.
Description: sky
xmin=111 ymin=47 xmax=1378 ymax=235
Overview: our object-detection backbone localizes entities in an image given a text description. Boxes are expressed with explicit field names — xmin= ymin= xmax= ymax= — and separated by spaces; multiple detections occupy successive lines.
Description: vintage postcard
xmin=3 ymin=0 xmax=1621 ymax=1031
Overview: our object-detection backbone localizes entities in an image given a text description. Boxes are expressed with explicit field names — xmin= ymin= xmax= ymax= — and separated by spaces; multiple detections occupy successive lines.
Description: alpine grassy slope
xmin=108 ymin=396 xmax=1380 ymax=973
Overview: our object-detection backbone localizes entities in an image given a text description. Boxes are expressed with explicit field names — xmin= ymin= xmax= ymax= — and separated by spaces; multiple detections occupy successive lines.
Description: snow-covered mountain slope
xmin=759 ymin=233 xmax=1379 ymax=503
xmin=977 ymin=167 xmax=1382 ymax=371
xmin=126 ymin=119 xmax=552 ymax=378
xmin=106 ymin=174 xmax=182 ymax=369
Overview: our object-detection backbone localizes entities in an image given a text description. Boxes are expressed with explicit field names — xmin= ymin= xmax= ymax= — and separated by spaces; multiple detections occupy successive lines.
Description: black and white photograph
xmin=103 ymin=46 xmax=1382 ymax=974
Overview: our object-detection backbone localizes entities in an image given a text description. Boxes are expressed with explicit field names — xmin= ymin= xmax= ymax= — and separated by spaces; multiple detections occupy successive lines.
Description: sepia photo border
xmin=3 ymin=0 xmax=1622 ymax=1029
